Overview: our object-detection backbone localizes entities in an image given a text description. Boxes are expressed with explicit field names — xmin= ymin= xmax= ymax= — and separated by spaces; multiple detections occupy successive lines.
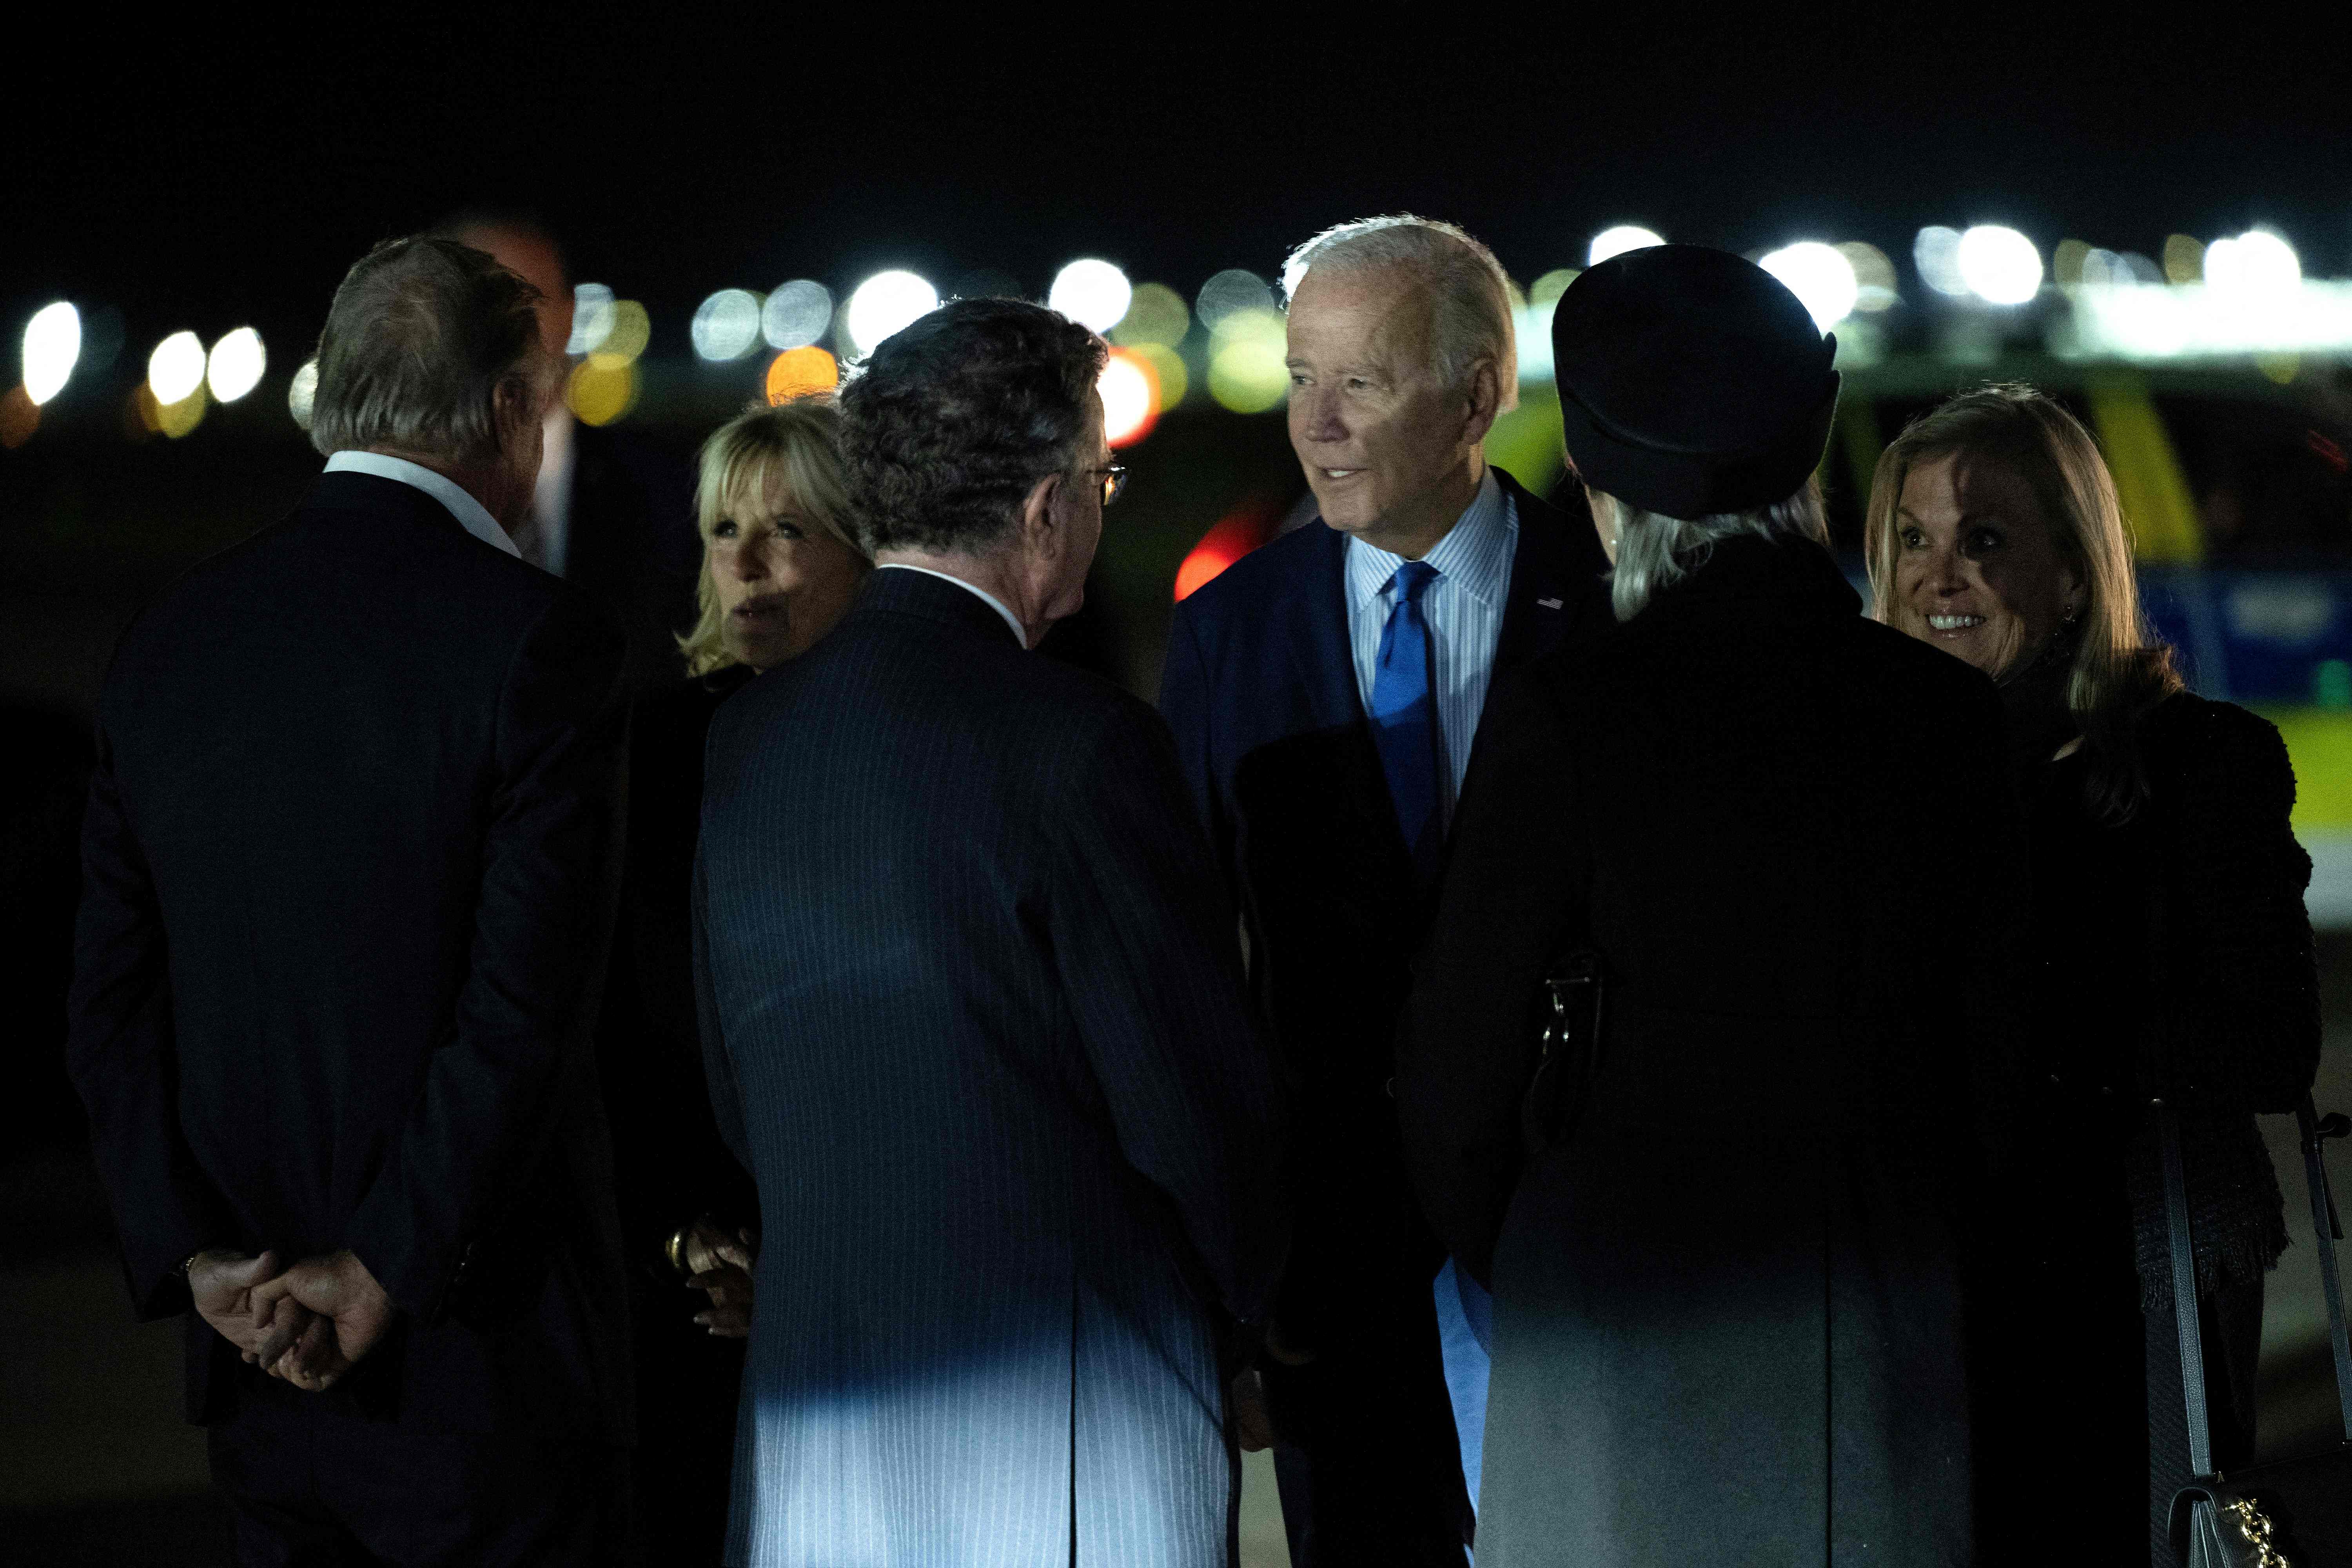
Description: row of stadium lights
xmin=4 ymin=225 xmax=2316 ymax=453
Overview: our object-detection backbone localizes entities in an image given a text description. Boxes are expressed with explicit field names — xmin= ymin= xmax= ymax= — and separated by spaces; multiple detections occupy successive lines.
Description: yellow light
xmin=2162 ymin=236 xmax=2204 ymax=286
xmin=566 ymin=359 xmax=638 ymax=426
xmin=1100 ymin=349 xmax=1159 ymax=446
xmin=1209 ymin=337 xmax=1286 ymax=413
xmin=1529 ymin=270 xmax=1579 ymax=307
xmin=765 ymin=347 xmax=839 ymax=404
xmin=588 ymin=301 xmax=650 ymax=368
xmin=1111 ymin=283 xmax=1189 ymax=348
xmin=1131 ymin=341 xmax=1187 ymax=409
xmin=156 ymin=383 xmax=208 ymax=439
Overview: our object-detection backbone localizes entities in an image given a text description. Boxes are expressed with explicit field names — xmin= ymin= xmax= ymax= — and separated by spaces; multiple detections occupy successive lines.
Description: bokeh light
xmin=1174 ymin=501 xmax=1280 ymax=602
xmin=590 ymin=301 xmax=650 ymax=368
xmin=1050 ymin=259 xmax=1134 ymax=334
xmin=1759 ymin=242 xmax=1858 ymax=329
xmin=1956 ymin=226 xmax=2043 ymax=305
xmin=288 ymin=359 xmax=319 ymax=431
xmin=206 ymin=327 xmax=266 ymax=403
xmin=1111 ymin=283 xmax=1189 ymax=348
xmin=568 ymin=284 xmax=616 ymax=356
xmin=1100 ymin=349 xmax=1160 ymax=446
xmin=844 ymin=271 xmax=939 ymax=356
xmin=1209 ymin=338 xmax=1287 ymax=413
xmin=1588 ymin=226 xmax=1664 ymax=266
xmin=1913 ymin=227 xmax=1968 ymax=296
xmin=2205 ymin=230 xmax=2300 ymax=297
xmin=765 ymin=347 xmax=840 ymax=404
xmin=0 ymin=386 xmax=38 ymax=448
xmin=692 ymin=290 xmax=764 ymax=361
xmin=763 ymin=280 xmax=834 ymax=350
xmin=566 ymin=359 xmax=637 ymax=426
xmin=1529 ymin=270 xmax=1580 ymax=307
xmin=22 ymin=302 xmax=80 ymax=406
xmin=1196 ymin=270 xmax=1276 ymax=332
xmin=1837 ymin=243 xmax=1898 ymax=312
xmin=148 ymin=331 xmax=207 ymax=406
xmin=2163 ymin=235 xmax=2205 ymax=286
xmin=1130 ymin=341 xmax=1187 ymax=409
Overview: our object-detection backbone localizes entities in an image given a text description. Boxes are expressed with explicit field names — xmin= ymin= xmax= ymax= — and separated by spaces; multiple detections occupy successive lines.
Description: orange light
xmin=0 ymin=386 xmax=38 ymax=448
xmin=1101 ymin=347 xmax=1160 ymax=447
xmin=766 ymin=346 xmax=839 ymax=405
xmin=1174 ymin=500 xmax=1282 ymax=602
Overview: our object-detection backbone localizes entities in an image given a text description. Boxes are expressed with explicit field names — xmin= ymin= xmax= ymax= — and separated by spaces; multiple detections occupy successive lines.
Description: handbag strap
xmin=2296 ymin=1093 xmax=2352 ymax=1437
xmin=2156 ymin=1103 xmax=2216 ymax=1479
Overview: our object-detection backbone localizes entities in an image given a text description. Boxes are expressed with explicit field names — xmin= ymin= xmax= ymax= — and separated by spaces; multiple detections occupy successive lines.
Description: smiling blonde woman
xmin=1866 ymin=384 xmax=2319 ymax=1564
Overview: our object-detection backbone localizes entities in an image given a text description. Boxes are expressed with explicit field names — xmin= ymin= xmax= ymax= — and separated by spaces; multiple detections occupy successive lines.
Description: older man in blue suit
xmin=695 ymin=298 xmax=1287 ymax=1568
xmin=1159 ymin=217 xmax=1614 ymax=1564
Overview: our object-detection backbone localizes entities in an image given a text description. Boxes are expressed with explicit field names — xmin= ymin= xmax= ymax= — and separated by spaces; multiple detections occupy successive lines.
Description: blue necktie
xmin=1370 ymin=560 xmax=1443 ymax=883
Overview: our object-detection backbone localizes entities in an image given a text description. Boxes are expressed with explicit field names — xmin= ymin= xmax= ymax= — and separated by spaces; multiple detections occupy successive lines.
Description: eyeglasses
xmin=1084 ymin=464 xmax=1130 ymax=508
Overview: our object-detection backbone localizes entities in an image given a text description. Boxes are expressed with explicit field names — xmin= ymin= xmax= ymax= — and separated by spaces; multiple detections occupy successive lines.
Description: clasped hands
xmin=681 ymin=1218 xmax=756 ymax=1338
xmin=188 ymin=1248 xmax=394 ymax=1392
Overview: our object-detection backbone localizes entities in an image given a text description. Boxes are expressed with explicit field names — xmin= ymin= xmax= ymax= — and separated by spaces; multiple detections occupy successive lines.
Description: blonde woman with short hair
xmin=1867 ymin=383 xmax=2319 ymax=1565
xmin=599 ymin=396 xmax=867 ymax=1563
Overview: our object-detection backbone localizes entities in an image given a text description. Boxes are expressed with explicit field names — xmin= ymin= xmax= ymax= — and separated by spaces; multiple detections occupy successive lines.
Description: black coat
xmin=1396 ymin=535 xmax=2028 ymax=1566
xmin=65 ymin=470 xmax=634 ymax=1439
xmin=1158 ymin=470 xmax=1613 ymax=1338
xmin=693 ymin=568 xmax=1287 ymax=1563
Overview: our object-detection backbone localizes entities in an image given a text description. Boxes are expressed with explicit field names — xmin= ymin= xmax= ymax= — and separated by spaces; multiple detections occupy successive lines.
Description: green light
xmin=2314 ymin=660 xmax=2352 ymax=710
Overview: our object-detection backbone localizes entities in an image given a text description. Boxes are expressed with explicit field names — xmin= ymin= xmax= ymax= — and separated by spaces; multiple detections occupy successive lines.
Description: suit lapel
xmin=1493 ymin=467 xmax=1613 ymax=678
xmin=1283 ymin=521 xmax=1364 ymax=732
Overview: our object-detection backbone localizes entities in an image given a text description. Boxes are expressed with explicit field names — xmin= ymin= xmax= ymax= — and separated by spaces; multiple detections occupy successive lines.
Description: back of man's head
xmin=309 ymin=236 xmax=546 ymax=463
xmin=838 ymin=297 xmax=1106 ymax=557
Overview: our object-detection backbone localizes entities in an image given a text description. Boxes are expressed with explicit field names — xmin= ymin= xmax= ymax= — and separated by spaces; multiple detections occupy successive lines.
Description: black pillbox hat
xmin=1550 ymin=244 xmax=1840 ymax=521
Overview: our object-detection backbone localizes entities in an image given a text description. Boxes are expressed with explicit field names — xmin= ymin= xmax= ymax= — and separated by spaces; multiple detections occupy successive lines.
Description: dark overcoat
xmin=66 ymin=470 xmax=634 ymax=1440
xmin=695 ymin=568 xmax=1288 ymax=1568
xmin=1396 ymin=535 xmax=2029 ymax=1566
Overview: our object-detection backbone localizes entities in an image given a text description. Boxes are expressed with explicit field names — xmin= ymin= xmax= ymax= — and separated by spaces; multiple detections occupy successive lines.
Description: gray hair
xmin=308 ymin=236 xmax=548 ymax=462
xmin=1598 ymin=479 xmax=1829 ymax=621
xmin=1280 ymin=214 xmax=1518 ymax=410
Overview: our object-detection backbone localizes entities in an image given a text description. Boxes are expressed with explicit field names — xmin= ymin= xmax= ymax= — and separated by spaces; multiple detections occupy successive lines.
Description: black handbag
xmin=1519 ymin=947 xmax=1604 ymax=1163
xmin=2163 ymin=1095 xmax=2352 ymax=1567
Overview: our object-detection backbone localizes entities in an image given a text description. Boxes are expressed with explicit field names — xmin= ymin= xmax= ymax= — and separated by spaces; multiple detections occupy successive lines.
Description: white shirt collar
xmin=876 ymin=563 xmax=1029 ymax=648
xmin=1345 ymin=467 xmax=1513 ymax=614
xmin=323 ymin=451 xmax=521 ymax=559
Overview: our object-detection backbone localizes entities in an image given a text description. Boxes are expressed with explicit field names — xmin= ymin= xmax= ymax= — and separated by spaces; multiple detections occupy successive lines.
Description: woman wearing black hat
xmin=1394 ymin=245 xmax=2030 ymax=1563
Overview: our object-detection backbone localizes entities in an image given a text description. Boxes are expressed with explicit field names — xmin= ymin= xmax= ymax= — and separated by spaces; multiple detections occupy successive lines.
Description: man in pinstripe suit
xmin=695 ymin=298 xmax=1289 ymax=1567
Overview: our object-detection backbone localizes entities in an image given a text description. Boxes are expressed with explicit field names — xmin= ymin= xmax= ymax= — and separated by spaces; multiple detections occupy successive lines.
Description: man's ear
xmin=1461 ymin=359 xmax=1503 ymax=447
xmin=1020 ymin=470 xmax=1062 ymax=552
xmin=492 ymin=372 xmax=538 ymax=452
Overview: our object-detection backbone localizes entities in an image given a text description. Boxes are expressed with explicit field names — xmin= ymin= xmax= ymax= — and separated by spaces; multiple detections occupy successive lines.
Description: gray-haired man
xmin=1159 ymin=216 xmax=1615 ymax=1564
xmin=67 ymin=236 xmax=633 ymax=1563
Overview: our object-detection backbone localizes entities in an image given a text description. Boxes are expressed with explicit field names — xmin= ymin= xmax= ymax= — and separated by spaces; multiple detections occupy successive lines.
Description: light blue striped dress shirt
xmin=1344 ymin=468 xmax=1519 ymax=824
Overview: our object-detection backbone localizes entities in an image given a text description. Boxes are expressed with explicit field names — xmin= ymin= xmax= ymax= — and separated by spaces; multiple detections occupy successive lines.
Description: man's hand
xmin=1229 ymin=1367 xmax=1276 ymax=1452
xmin=684 ymin=1220 xmax=756 ymax=1339
xmin=250 ymin=1250 xmax=395 ymax=1392
xmin=189 ymin=1249 xmax=314 ymax=1368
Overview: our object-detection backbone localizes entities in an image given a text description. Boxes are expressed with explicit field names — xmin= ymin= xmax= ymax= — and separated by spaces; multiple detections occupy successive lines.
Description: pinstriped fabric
xmin=1342 ymin=469 xmax=1520 ymax=823
xmin=694 ymin=570 xmax=1286 ymax=1568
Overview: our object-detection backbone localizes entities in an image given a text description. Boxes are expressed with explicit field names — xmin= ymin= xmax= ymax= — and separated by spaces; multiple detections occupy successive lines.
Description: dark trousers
xmin=208 ymin=1383 xmax=626 ymax=1567
xmin=622 ymin=1274 xmax=744 ymax=1567
xmin=1261 ymin=1273 xmax=1471 ymax=1568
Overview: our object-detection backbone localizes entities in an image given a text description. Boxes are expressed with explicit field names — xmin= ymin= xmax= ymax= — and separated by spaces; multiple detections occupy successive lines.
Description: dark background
xmin=6 ymin=11 xmax=2352 ymax=1561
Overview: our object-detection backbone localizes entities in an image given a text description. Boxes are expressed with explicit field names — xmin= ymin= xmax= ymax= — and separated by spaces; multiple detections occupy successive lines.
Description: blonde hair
xmin=1863 ymin=383 xmax=2180 ymax=822
xmin=1597 ymin=477 xmax=1828 ymax=621
xmin=676 ymin=398 xmax=864 ymax=678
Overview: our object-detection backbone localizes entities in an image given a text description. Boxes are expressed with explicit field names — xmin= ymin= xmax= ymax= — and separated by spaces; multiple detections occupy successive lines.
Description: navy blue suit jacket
xmin=695 ymin=568 xmax=1287 ymax=1561
xmin=1158 ymin=468 xmax=1612 ymax=1334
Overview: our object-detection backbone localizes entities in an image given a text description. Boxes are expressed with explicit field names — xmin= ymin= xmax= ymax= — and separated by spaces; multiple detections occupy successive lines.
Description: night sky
xmin=11 ymin=11 xmax=2352 ymax=362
